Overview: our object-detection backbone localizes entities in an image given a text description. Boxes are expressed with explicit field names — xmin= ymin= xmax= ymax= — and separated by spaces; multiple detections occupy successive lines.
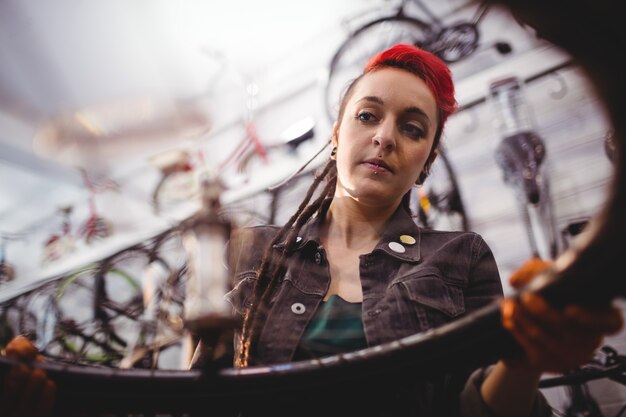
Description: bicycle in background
xmin=323 ymin=0 xmax=512 ymax=123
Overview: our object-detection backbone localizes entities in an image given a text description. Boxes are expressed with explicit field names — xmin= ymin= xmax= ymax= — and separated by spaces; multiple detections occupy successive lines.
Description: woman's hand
xmin=0 ymin=335 xmax=56 ymax=417
xmin=501 ymin=257 xmax=624 ymax=373
xmin=481 ymin=258 xmax=623 ymax=417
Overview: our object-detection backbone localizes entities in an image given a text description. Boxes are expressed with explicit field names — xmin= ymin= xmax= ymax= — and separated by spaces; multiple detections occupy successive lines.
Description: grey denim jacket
xmin=225 ymin=202 xmax=551 ymax=417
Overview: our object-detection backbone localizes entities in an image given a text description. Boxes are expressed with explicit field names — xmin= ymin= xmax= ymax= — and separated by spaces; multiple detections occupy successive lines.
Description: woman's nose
xmin=372 ymin=120 xmax=396 ymax=151
xmin=372 ymin=130 xmax=396 ymax=151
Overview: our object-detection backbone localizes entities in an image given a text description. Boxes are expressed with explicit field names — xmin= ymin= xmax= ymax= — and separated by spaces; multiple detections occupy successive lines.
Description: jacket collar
xmin=276 ymin=198 xmax=421 ymax=262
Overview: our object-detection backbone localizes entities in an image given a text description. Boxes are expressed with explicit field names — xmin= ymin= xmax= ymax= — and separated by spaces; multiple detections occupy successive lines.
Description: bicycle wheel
xmin=44 ymin=252 xmax=146 ymax=367
xmin=1 ymin=237 xmax=188 ymax=370
xmin=323 ymin=15 xmax=436 ymax=123
xmin=0 ymin=301 xmax=516 ymax=416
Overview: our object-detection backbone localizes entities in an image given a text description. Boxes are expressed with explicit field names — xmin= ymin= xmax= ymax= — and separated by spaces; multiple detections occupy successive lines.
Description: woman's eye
xmin=402 ymin=124 xmax=425 ymax=138
xmin=356 ymin=112 xmax=376 ymax=122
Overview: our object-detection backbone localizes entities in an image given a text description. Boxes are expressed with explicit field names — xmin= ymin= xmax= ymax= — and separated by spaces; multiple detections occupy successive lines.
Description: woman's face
xmin=332 ymin=67 xmax=439 ymax=208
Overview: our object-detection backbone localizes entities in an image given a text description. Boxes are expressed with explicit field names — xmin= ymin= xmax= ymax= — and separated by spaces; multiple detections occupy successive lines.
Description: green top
xmin=293 ymin=294 xmax=367 ymax=360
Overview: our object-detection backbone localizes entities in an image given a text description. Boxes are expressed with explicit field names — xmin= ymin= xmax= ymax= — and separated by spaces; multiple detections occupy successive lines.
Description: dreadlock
xmin=237 ymin=159 xmax=337 ymax=366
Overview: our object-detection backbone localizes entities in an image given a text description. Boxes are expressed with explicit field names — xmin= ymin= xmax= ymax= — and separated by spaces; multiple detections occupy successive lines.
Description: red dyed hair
xmin=364 ymin=43 xmax=457 ymax=132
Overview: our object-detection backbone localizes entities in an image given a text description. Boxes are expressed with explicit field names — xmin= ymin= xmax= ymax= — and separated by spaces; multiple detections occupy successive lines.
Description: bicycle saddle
xmin=494 ymin=131 xmax=546 ymax=204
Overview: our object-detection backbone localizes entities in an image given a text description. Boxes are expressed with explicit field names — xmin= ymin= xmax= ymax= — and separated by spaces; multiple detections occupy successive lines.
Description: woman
xmin=1 ymin=44 xmax=623 ymax=417
xmin=223 ymin=43 xmax=623 ymax=416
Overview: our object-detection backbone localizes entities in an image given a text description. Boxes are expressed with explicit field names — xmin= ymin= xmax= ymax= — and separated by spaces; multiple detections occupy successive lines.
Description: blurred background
xmin=0 ymin=0 xmax=623 ymax=414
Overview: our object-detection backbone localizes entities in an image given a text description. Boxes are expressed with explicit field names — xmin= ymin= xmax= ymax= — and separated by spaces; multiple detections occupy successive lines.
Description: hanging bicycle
xmin=322 ymin=0 xmax=512 ymax=123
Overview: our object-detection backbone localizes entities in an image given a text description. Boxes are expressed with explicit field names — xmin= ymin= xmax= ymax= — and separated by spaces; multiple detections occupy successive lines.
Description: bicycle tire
xmin=44 ymin=251 xmax=147 ymax=366
xmin=323 ymin=15 xmax=436 ymax=123
xmin=3 ymin=228 xmax=626 ymax=416
xmin=0 ymin=301 xmax=515 ymax=416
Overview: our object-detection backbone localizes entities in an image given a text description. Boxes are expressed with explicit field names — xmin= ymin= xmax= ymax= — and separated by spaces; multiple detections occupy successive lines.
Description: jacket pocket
xmin=396 ymin=268 xmax=466 ymax=332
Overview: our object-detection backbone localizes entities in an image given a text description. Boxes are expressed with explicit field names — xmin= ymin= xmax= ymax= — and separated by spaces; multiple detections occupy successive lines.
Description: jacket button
xmin=314 ymin=252 xmax=322 ymax=264
xmin=291 ymin=303 xmax=306 ymax=314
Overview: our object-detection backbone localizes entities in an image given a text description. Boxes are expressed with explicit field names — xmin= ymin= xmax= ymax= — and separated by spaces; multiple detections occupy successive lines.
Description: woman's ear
xmin=331 ymin=121 xmax=339 ymax=148
xmin=417 ymin=148 xmax=439 ymax=185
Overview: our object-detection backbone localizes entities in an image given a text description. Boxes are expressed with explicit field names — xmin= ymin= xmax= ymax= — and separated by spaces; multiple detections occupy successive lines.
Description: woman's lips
xmin=363 ymin=159 xmax=392 ymax=173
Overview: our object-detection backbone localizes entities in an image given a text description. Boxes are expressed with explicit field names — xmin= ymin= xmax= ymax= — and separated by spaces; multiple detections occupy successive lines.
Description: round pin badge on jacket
xmin=388 ymin=242 xmax=406 ymax=253
xmin=400 ymin=235 xmax=416 ymax=245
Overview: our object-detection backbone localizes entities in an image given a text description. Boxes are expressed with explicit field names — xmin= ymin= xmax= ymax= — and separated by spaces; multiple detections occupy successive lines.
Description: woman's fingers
xmin=520 ymin=293 xmax=623 ymax=342
xmin=13 ymin=367 xmax=51 ymax=417
xmin=501 ymin=294 xmax=618 ymax=373
xmin=34 ymin=379 xmax=56 ymax=417
xmin=3 ymin=337 xmax=38 ymax=362
xmin=0 ymin=364 xmax=29 ymax=417
xmin=563 ymin=304 xmax=624 ymax=335
xmin=502 ymin=297 xmax=573 ymax=371
xmin=0 ymin=336 xmax=55 ymax=417
xmin=0 ymin=364 xmax=55 ymax=417
xmin=503 ymin=256 xmax=626 ymax=373
xmin=508 ymin=257 xmax=553 ymax=289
